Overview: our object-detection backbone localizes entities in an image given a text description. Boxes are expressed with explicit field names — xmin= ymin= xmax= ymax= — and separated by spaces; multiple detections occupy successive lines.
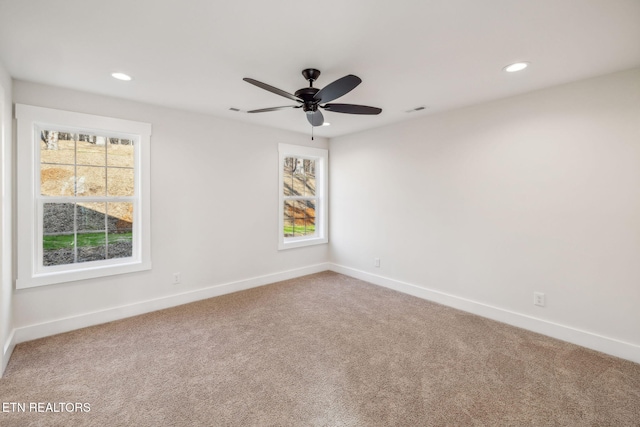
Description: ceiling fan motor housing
xmin=295 ymin=87 xmax=320 ymax=112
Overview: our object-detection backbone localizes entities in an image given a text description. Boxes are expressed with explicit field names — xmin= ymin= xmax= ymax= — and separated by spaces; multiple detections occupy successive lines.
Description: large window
xmin=16 ymin=104 xmax=151 ymax=288
xmin=278 ymin=144 xmax=328 ymax=250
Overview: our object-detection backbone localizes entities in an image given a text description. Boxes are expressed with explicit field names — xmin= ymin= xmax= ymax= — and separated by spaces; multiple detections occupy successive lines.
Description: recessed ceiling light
xmin=322 ymin=122 xmax=331 ymax=126
xmin=503 ymin=62 xmax=529 ymax=73
xmin=111 ymin=72 xmax=132 ymax=81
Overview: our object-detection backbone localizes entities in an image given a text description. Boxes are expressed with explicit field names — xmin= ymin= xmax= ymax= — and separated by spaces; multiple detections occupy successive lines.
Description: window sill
xmin=278 ymin=236 xmax=328 ymax=251
xmin=16 ymin=260 xmax=152 ymax=289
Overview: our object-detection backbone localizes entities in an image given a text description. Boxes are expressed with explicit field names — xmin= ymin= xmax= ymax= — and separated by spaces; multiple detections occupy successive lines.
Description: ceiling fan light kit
xmin=243 ymin=68 xmax=382 ymax=132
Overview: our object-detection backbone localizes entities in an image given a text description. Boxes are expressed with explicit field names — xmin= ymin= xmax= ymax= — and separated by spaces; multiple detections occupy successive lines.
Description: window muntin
xmin=17 ymin=104 xmax=151 ymax=288
xmin=278 ymin=144 xmax=327 ymax=250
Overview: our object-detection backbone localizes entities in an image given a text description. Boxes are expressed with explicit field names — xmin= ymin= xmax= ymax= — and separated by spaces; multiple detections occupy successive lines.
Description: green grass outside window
xmin=43 ymin=232 xmax=132 ymax=250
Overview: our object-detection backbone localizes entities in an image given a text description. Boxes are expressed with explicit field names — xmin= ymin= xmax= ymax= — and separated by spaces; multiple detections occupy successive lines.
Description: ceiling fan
xmin=243 ymin=68 xmax=382 ymax=127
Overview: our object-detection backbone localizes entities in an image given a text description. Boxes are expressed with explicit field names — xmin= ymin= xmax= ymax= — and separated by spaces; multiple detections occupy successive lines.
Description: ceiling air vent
xmin=405 ymin=106 xmax=426 ymax=113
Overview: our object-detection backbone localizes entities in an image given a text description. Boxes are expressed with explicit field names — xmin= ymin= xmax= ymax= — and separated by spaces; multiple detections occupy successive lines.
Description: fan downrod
xmin=295 ymin=69 xmax=321 ymax=112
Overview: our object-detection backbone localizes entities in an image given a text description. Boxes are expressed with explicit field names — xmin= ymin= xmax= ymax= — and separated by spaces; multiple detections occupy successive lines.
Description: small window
xmin=16 ymin=104 xmax=152 ymax=288
xmin=278 ymin=144 xmax=328 ymax=250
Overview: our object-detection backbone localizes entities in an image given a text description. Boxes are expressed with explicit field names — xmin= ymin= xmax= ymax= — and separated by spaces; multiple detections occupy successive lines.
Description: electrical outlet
xmin=374 ymin=258 xmax=380 ymax=268
xmin=173 ymin=272 xmax=181 ymax=285
xmin=533 ymin=292 xmax=545 ymax=307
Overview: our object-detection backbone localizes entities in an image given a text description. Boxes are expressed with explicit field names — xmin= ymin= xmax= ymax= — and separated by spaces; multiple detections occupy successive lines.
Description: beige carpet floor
xmin=1 ymin=271 xmax=639 ymax=426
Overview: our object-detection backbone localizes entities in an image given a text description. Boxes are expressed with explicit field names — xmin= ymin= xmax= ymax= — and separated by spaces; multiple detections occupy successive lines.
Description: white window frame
xmin=16 ymin=104 xmax=152 ymax=289
xmin=278 ymin=143 xmax=328 ymax=250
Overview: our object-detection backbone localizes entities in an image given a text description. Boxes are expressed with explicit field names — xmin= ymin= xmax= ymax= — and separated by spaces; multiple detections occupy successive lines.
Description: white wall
xmin=0 ymin=61 xmax=13 ymax=374
xmin=10 ymin=81 xmax=330 ymax=344
xmin=330 ymin=68 xmax=640 ymax=361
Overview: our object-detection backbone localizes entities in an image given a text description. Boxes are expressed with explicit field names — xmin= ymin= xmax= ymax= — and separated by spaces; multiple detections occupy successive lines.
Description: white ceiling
xmin=1 ymin=0 xmax=639 ymax=138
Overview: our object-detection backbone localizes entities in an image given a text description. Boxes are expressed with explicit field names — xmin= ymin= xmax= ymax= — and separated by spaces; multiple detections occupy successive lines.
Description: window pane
xmin=293 ymin=200 xmax=304 ymax=219
xmin=76 ymin=233 xmax=107 ymax=263
xmin=107 ymin=167 xmax=134 ymax=196
xmin=107 ymin=202 xmax=133 ymax=259
xmin=76 ymin=202 xmax=107 ymax=263
xmin=284 ymin=200 xmax=295 ymax=217
xmin=283 ymin=199 xmax=316 ymax=237
xmin=304 ymin=199 xmax=316 ymax=229
xmin=77 ymin=202 xmax=106 ymax=232
xmin=297 ymin=200 xmax=316 ymax=237
xmin=283 ymin=218 xmax=294 ymax=237
xmin=76 ymin=135 xmax=106 ymax=166
xmin=284 ymin=157 xmax=316 ymax=197
xmin=292 ymin=158 xmax=306 ymax=196
xmin=304 ymin=159 xmax=316 ymax=197
xmin=41 ymin=164 xmax=75 ymax=196
xmin=107 ymin=138 xmax=135 ymax=168
xmin=107 ymin=202 xmax=133 ymax=230
xmin=40 ymin=130 xmax=75 ymax=165
xmin=283 ymin=157 xmax=294 ymax=196
xmin=283 ymin=200 xmax=294 ymax=237
xmin=76 ymin=166 xmax=106 ymax=196
xmin=43 ymin=203 xmax=75 ymax=266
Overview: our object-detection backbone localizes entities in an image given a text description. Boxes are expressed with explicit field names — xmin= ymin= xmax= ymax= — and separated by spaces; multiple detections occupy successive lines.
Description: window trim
xmin=278 ymin=143 xmax=328 ymax=250
xmin=16 ymin=104 xmax=152 ymax=289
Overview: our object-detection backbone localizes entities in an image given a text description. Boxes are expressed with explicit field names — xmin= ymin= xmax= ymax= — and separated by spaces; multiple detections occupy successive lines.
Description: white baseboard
xmin=7 ymin=262 xmax=639 ymax=368
xmin=329 ymin=263 xmax=640 ymax=364
xmin=2 ymin=328 xmax=16 ymax=375
xmin=11 ymin=263 xmax=330 ymax=348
